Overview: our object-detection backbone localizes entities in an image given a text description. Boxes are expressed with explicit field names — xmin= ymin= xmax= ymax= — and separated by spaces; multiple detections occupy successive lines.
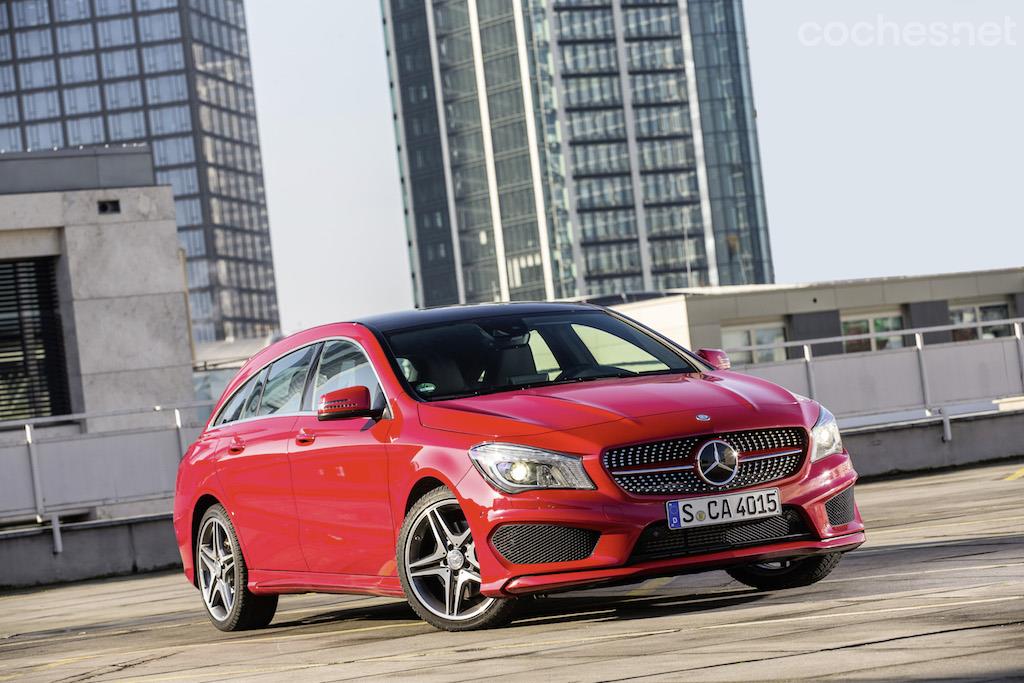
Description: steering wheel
xmin=554 ymin=364 xmax=637 ymax=381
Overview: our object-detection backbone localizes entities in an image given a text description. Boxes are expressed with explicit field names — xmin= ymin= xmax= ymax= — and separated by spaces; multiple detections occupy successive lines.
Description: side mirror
xmin=317 ymin=386 xmax=379 ymax=421
xmin=697 ymin=348 xmax=731 ymax=371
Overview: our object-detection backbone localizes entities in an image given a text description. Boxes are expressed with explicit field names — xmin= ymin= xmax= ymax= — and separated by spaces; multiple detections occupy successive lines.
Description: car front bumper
xmin=460 ymin=451 xmax=864 ymax=598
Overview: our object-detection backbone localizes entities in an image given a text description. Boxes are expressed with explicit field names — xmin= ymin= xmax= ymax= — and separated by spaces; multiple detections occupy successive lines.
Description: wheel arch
xmin=190 ymin=493 xmax=222 ymax=587
xmin=405 ymin=476 xmax=448 ymax=517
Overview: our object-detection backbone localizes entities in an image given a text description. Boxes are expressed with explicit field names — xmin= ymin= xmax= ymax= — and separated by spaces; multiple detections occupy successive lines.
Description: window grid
xmin=0 ymin=0 xmax=277 ymax=340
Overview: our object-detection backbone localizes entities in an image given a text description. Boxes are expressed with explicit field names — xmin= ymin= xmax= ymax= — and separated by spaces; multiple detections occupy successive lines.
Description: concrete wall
xmin=0 ymin=180 xmax=193 ymax=431
xmin=846 ymin=410 xmax=1024 ymax=477
xmin=0 ymin=515 xmax=180 ymax=588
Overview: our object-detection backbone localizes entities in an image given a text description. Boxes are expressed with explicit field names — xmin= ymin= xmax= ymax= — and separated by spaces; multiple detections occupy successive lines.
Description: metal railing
xmin=724 ymin=317 xmax=1024 ymax=418
xmin=0 ymin=400 xmax=215 ymax=548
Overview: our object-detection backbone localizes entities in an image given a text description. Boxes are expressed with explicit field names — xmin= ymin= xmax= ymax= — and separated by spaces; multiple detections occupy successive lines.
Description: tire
xmin=196 ymin=504 xmax=278 ymax=631
xmin=398 ymin=486 xmax=517 ymax=631
xmin=726 ymin=552 xmax=842 ymax=591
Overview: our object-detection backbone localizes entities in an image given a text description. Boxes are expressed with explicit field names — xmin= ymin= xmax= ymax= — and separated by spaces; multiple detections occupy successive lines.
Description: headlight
xmin=469 ymin=443 xmax=596 ymax=494
xmin=811 ymin=406 xmax=844 ymax=462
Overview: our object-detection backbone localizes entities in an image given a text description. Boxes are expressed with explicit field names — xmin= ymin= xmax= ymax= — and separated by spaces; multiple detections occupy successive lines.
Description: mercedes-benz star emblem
xmin=695 ymin=439 xmax=740 ymax=486
xmin=696 ymin=414 xmax=711 ymax=422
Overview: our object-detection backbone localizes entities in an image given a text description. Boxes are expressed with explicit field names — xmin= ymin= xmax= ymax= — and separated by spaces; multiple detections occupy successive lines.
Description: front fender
xmin=388 ymin=441 xmax=475 ymax=528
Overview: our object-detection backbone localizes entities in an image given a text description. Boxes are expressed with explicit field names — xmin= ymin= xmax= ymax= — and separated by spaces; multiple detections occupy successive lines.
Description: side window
xmin=571 ymin=323 xmax=668 ymax=373
xmin=313 ymin=340 xmax=384 ymax=410
xmin=257 ymin=345 xmax=317 ymax=416
xmin=240 ymin=367 xmax=268 ymax=420
xmin=214 ymin=369 xmax=263 ymax=426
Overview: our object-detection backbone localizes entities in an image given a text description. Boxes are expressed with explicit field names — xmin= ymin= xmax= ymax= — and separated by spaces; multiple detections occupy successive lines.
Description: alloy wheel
xmin=197 ymin=517 xmax=237 ymax=621
xmin=404 ymin=500 xmax=493 ymax=621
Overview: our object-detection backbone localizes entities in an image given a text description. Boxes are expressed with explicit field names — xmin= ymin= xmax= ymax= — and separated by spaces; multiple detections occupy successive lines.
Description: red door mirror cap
xmin=697 ymin=348 xmax=731 ymax=371
xmin=317 ymin=386 xmax=376 ymax=421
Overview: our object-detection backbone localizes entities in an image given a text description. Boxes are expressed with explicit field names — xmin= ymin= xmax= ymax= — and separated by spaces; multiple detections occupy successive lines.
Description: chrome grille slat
xmin=603 ymin=427 xmax=807 ymax=496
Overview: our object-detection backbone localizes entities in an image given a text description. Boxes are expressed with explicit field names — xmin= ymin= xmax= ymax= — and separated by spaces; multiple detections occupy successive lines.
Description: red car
xmin=174 ymin=303 xmax=864 ymax=631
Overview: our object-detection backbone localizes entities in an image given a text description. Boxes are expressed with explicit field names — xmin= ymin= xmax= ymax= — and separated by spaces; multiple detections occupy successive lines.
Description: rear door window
xmin=239 ymin=367 xmax=269 ymax=420
xmin=257 ymin=345 xmax=318 ymax=416
xmin=214 ymin=368 xmax=265 ymax=426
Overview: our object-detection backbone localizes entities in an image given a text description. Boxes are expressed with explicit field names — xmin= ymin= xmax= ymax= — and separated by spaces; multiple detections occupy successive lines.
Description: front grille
xmin=603 ymin=427 xmax=807 ymax=496
xmin=825 ymin=487 xmax=856 ymax=526
xmin=629 ymin=508 xmax=811 ymax=563
xmin=491 ymin=524 xmax=599 ymax=565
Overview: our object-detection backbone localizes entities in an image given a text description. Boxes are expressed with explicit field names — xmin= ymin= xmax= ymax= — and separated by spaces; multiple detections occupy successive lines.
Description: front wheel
xmin=398 ymin=487 xmax=517 ymax=631
xmin=196 ymin=504 xmax=278 ymax=631
xmin=726 ymin=552 xmax=842 ymax=591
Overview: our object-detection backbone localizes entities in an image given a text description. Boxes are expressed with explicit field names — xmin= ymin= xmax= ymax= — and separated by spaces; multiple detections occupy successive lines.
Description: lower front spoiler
xmin=496 ymin=532 xmax=865 ymax=597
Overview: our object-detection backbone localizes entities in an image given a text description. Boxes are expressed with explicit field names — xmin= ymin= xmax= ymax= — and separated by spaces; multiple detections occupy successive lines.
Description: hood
xmin=417 ymin=371 xmax=804 ymax=438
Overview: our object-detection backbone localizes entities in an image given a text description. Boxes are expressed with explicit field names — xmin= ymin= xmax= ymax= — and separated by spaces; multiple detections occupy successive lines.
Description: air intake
xmin=825 ymin=487 xmax=856 ymax=526
xmin=491 ymin=524 xmax=599 ymax=565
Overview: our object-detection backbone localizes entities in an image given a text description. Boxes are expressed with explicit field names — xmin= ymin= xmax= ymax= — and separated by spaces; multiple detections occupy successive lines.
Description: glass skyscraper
xmin=384 ymin=0 xmax=773 ymax=306
xmin=0 ymin=0 xmax=278 ymax=342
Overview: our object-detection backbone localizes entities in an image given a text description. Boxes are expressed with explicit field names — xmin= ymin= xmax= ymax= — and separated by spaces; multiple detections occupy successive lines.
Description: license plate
xmin=666 ymin=488 xmax=781 ymax=530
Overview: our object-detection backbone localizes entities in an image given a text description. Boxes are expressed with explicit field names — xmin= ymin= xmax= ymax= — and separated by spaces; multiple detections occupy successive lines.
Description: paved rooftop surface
xmin=2 ymin=459 xmax=1022 ymax=682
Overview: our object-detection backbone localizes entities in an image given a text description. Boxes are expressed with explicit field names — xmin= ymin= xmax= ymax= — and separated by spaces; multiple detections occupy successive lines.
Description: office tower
xmin=0 ymin=0 xmax=278 ymax=341
xmin=383 ymin=0 xmax=773 ymax=306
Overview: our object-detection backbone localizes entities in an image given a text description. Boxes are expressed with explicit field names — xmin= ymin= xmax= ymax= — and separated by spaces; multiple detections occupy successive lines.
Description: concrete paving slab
xmin=1 ymin=459 xmax=1022 ymax=681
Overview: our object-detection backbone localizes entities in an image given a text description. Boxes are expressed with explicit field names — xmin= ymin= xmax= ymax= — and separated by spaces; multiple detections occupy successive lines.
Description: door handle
xmin=227 ymin=439 xmax=245 ymax=455
xmin=295 ymin=431 xmax=316 ymax=446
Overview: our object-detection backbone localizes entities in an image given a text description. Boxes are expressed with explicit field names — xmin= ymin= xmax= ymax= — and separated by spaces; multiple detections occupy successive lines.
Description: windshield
xmin=381 ymin=310 xmax=701 ymax=401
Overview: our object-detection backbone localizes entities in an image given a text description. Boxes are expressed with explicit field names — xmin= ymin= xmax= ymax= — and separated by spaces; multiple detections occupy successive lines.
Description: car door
xmin=214 ymin=345 xmax=319 ymax=572
xmin=288 ymin=339 xmax=395 ymax=576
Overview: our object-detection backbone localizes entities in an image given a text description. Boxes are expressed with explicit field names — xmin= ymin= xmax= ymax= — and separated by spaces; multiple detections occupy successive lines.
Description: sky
xmin=246 ymin=0 xmax=1024 ymax=334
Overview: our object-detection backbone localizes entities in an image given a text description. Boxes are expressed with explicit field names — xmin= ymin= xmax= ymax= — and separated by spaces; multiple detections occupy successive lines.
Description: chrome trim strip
xmin=613 ymin=464 xmax=695 ymax=475
xmin=740 ymin=448 xmax=803 ymax=462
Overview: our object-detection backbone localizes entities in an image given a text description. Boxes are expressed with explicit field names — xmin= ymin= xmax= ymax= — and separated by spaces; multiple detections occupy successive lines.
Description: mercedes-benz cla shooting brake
xmin=174 ymin=303 xmax=864 ymax=631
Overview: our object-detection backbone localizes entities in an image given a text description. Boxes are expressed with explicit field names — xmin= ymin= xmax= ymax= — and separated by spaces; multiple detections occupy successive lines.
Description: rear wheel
xmin=726 ymin=552 xmax=842 ymax=591
xmin=196 ymin=505 xmax=278 ymax=631
xmin=398 ymin=487 xmax=517 ymax=631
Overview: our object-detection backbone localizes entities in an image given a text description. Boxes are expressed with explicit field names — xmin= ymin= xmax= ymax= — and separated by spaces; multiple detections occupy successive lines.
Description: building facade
xmin=0 ymin=147 xmax=193 ymax=426
xmin=383 ymin=0 xmax=772 ymax=307
xmin=610 ymin=267 xmax=1024 ymax=365
xmin=0 ymin=0 xmax=278 ymax=342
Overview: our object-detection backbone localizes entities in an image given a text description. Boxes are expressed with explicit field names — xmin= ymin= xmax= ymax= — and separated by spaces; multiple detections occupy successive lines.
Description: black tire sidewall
xmin=726 ymin=552 xmax=843 ymax=591
xmin=397 ymin=486 xmax=516 ymax=631
xmin=196 ymin=504 xmax=278 ymax=631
